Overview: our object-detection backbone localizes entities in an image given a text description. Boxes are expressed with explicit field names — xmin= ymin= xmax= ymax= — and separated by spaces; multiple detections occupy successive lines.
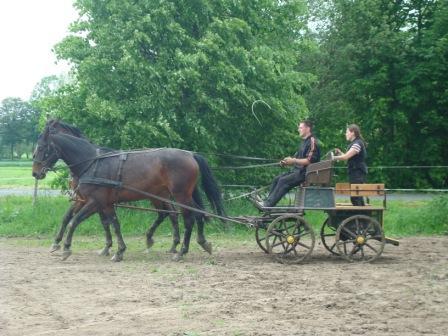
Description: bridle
xmin=33 ymin=131 xmax=61 ymax=175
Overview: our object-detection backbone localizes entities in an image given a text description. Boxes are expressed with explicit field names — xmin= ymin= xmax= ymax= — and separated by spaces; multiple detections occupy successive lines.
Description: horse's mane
xmin=48 ymin=120 xmax=117 ymax=153
xmin=47 ymin=119 xmax=86 ymax=139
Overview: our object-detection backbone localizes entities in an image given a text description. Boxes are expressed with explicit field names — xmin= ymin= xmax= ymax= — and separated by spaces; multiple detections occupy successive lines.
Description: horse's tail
xmin=193 ymin=153 xmax=226 ymax=218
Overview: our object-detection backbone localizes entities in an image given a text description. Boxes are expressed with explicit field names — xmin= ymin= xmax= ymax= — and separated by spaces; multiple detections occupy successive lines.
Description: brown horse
xmin=32 ymin=122 xmax=225 ymax=262
xmin=45 ymin=120 xmax=188 ymax=256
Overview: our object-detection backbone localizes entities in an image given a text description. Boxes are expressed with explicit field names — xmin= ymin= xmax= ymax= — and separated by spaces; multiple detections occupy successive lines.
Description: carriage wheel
xmin=335 ymin=215 xmax=385 ymax=262
xmin=255 ymin=224 xmax=270 ymax=254
xmin=320 ymin=217 xmax=340 ymax=256
xmin=265 ymin=215 xmax=315 ymax=264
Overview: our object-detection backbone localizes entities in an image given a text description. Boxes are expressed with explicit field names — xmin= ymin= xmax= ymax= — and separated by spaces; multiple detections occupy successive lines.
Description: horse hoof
xmin=146 ymin=239 xmax=154 ymax=249
xmin=172 ymin=253 xmax=183 ymax=262
xmin=98 ymin=248 xmax=110 ymax=256
xmin=61 ymin=250 xmax=72 ymax=261
xmin=200 ymin=241 xmax=213 ymax=255
xmin=167 ymin=247 xmax=178 ymax=254
xmin=111 ymin=254 xmax=123 ymax=262
xmin=50 ymin=243 xmax=61 ymax=253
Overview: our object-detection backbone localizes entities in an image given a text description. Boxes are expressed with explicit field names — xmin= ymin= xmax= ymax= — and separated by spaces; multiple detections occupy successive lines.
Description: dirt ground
xmin=0 ymin=236 xmax=447 ymax=336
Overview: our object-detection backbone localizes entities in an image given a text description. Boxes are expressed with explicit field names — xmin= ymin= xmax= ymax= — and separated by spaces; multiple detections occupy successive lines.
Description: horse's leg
xmin=103 ymin=206 xmax=127 ymax=262
xmin=145 ymin=201 xmax=180 ymax=253
xmin=50 ymin=201 xmax=83 ymax=253
xmin=173 ymin=208 xmax=195 ymax=262
xmin=97 ymin=211 xmax=113 ymax=256
xmin=196 ymin=213 xmax=212 ymax=254
xmin=62 ymin=200 xmax=98 ymax=261
xmin=145 ymin=200 xmax=169 ymax=252
xmin=192 ymin=187 xmax=212 ymax=254
xmin=167 ymin=203 xmax=180 ymax=253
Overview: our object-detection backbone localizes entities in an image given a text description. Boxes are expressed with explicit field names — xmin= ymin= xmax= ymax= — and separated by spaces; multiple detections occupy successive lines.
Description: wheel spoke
xmin=285 ymin=243 xmax=295 ymax=254
xmin=283 ymin=221 xmax=292 ymax=235
xmin=363 ymin=221 xmax=373 ymax=235
xmin=327 ymin=225 xmax=336 ymax=232
xmin=360 ymin=246 xmax=365 ymax=259
xmin=296 ymin=230 xmax=311 ymax=238
xmin=272 ymin=241 xmax=285 ymax=248
xmin=273 ymin=229 xmax=287 ymax=238
xmin=296 ymin=241 xmax=312 ymax=250
xmin=355 ymin=217 xmax=360 ymax=234
xmin=336 ymin=239 xmax=355 ymax=245
xmin=293 ymin=248 xmax=299 ymax=256
xmin=342 ymin=226 xmax=357 ymax=239
xmin=364 ymin=242 xmax=378 ymax=254
xmin=348 ymin=245 xmax=358 ymax=256
xmin=321 ymin=218 xmax=340 ymax=256
xmin=272 ymin=235 xmax=278 ymax=248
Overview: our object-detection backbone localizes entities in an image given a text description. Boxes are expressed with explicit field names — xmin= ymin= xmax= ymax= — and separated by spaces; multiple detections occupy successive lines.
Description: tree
xmin=49 ymin=0 xmax=314 ymax=184
xmin=0 ymin=98 xmax=40 ymax=159
xmin=304 ymin=0 xmax=447 ymax=188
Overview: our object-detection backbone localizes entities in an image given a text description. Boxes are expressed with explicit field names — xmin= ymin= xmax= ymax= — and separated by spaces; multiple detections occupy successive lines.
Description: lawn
xmin=1 ymin=161 xmax=446 ymax=238
xmin=0 ymin=161 xmax=57 ymax=188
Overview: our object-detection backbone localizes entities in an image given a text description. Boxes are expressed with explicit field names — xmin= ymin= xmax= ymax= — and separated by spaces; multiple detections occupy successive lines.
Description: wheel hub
xmin=355 ymin=236 xmax=366 ymax=245
xmin=286 ymin=235 xmax=296 ymax=244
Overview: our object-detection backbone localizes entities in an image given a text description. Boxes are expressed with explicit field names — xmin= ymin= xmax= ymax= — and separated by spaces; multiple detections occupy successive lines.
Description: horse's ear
xmin=42 ymin=125 xmax=50 ymax=140
xmin=48 ymin=119 xmax=58 ymax=128
xmin=43 ymin=123 xmax=56 ymax=140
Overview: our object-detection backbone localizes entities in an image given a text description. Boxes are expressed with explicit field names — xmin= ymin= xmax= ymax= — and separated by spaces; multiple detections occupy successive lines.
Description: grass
xmin=0 ymin=194 xmax=447 ymax=239
xmin=0 ymin=164 xmax=57 ymax=188
xmin=1 ymin=162 xmax=446 ymax=240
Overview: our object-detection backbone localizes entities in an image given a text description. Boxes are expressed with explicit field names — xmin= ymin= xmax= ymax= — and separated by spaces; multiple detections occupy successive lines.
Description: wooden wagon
xmin=246 ymin=159 xmax=399 ymax=264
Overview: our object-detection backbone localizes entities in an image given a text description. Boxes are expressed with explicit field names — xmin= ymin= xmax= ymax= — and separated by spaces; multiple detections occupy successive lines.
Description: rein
xmin=77 ymin=176 xmax=245 ymax=226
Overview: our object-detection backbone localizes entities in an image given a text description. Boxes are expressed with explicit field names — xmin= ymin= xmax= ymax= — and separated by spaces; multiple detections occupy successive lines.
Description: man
xmin=260 ymin=120 xmax=320 ymax=207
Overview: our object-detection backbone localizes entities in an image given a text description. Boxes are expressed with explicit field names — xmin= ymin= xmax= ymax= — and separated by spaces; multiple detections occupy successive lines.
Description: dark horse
xmin=32 ymin=121 xmax=225 ymax=262
xmin=45 ymin=120 xmax=201 ymax=255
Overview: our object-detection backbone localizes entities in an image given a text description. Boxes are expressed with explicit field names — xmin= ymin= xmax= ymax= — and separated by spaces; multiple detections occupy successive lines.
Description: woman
xmin=333 ymin=124 xmax=367 ymax=206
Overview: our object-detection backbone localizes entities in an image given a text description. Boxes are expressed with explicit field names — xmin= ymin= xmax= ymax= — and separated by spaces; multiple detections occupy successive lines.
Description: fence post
xmin=33 ymin=179 xmax=38 ymax=206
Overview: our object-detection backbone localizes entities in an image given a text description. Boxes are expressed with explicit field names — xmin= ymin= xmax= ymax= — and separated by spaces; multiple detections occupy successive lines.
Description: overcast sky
xmin=0 ymin=0 xmax=78 ymax=103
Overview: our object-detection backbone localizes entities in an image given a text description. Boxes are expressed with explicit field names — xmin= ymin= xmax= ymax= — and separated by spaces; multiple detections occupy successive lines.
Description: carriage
xmin=33 ymin=120 xmax=398 ymax=264
xmin=241 ymin=158 xmax=399 ymax=264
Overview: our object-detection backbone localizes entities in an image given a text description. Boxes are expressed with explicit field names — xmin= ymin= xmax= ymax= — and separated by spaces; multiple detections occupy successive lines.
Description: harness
xmin=77 ymin=150 xmax=161 ymax=189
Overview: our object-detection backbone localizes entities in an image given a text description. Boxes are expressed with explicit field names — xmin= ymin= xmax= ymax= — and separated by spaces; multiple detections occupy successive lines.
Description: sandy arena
xmin=1 ymin=236 xmax=447 ymax=336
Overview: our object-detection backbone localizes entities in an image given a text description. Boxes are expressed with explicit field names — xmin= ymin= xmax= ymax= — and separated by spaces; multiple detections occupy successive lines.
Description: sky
xmin=0 ymin=0 xmax=78 ymax=103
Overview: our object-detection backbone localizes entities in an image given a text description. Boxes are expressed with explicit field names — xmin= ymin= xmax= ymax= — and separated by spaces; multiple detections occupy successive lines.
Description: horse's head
xmin=32 ymin=124 xmax=60 ymax=179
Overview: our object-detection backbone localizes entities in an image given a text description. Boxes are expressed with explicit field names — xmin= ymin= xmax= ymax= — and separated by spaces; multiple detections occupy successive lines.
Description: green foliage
xmin=305 ymin=0 xmax=448 ymax=188
xmin=35 ymin=0 xmax=315 ymax=185
xmin=24 ymin=0 xmax=447 ymax=189
xmin=0 ymin=98 xmax=40 ymax=159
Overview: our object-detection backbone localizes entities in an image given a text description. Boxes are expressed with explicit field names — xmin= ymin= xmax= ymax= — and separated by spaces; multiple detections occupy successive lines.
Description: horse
xmin=32 ymin=122 xmax=225 ymax=262
xmin=45 ymin=119 xmax=195 ymax=256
